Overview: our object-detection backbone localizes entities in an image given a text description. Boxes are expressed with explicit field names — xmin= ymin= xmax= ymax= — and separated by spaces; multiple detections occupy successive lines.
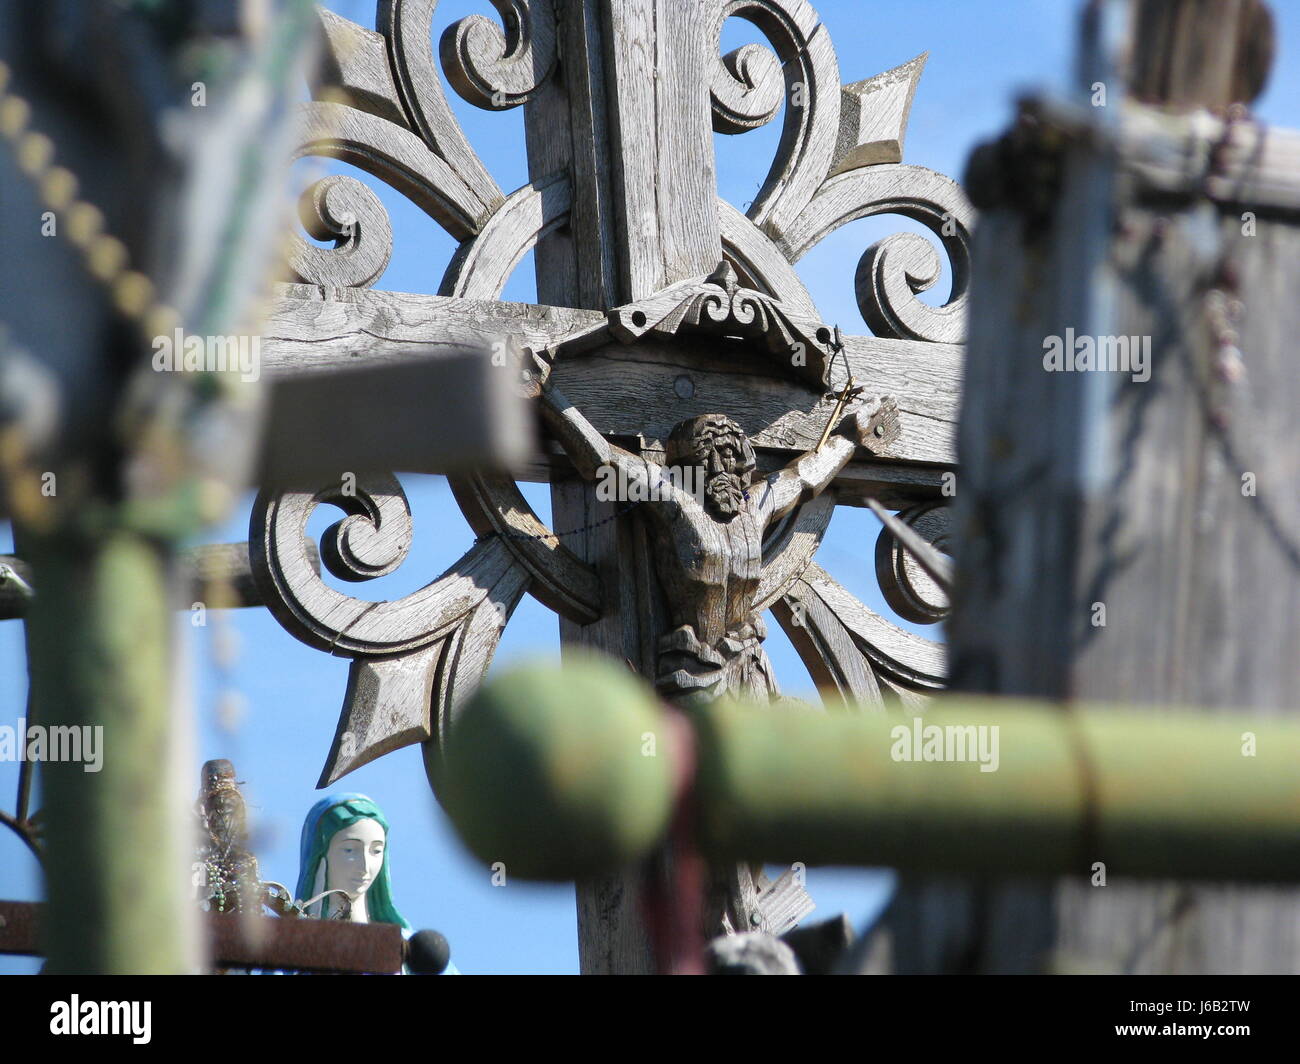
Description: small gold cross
xmin=816 ymin=377 xmax=865 ymax=452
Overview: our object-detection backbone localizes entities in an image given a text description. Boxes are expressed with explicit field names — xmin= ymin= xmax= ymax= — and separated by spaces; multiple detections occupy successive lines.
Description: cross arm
xmin=756 ymin=396 xmax=903 ymax=526
xmin=755 ymin=435 xmax=857 ymax=525
xmin=537 ymin=380 xmax=681 ymax=513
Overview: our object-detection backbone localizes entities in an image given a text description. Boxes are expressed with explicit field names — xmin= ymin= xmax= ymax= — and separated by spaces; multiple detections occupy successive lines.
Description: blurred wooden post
xmin=0 ymin=0 xmax=318 ymax=972
xmin=925 ymin=0 xmax=1300 ymax=972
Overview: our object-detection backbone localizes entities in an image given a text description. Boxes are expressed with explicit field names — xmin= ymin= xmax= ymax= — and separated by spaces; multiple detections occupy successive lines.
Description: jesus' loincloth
xmin=654 ymin=618 xmax=777 ymax=706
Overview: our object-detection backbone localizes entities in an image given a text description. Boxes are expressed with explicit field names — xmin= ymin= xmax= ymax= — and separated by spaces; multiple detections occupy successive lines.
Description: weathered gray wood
xmin=830 ymin=54 xmax=928 ymax=176
xmin=241 ymin=0 xmax=978 ymax=976
xmin=449 ymin=472 xmax=603 ymax=624
xmin=250 ymin=476 xmax=536 ymax=785
xmin=602 ymin=0 xmax=722 ymax=299
xmin=296 ymin=100 xmax=490 ymax=240
xmin=781 ymin=164 xmax=973 ymax=344
xmin=316 ymin=7 xmax=412 ymax=129
xmin=783 ymin=561 xmax=945 ymax=692
xmin=934 ymin=11 xmax=1300 ymax=974
xmin=715 ymin=0 xmax=841 ymax=246
xmin=259 ymin=351 xmax=529 ymax=482
xmin=263 ymin=282 xmax=605 ymax=361
xmin=870 ymin=498 xmax=952 ymax=613
xmin=439 ymin=0 xmax=557 ymax=112
xmin=377 ymin=0 xmax=507 ymax=215
xmin=261 ymin=287 xmax=963 ymax=469
xmin=288 ymin=175 xmax=393 ymax=289
xmin=535 ymin=367 xmax=900 ymax=951
xmin=537 ymin=374 xmax=900 ymax=705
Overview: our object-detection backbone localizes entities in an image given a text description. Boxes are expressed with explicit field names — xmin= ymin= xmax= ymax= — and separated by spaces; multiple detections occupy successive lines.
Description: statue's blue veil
xmin=295 ymin=793 xmax=409 ymax=929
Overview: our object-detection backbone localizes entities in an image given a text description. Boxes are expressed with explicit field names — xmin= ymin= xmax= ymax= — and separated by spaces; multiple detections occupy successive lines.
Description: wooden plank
xmin=261 ymin=289 xmax=962 ymax=469
xmin=935 ymin=77 xmax=1300 ymax=974
xmin=652 ymin=0 xmax=723 ymax=285
xmin=548 ymin=336 xmax=959 ymax=466
xmin=0 ymin=901 xmax=405 ymax=974
xmin=258 ymin=351 xmax=529 ymax=482
xmin=262 ymin=284 xmax=606 ymax=369
xmin=602 ymin=0 xmax=664 ymax=299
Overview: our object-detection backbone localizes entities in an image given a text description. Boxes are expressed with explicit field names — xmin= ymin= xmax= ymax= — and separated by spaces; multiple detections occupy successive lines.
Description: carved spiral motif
xmin=781 ymin=165 xmax=974 ymax=345
xmin=288 ymin=175 xmax=393 ymax=290
xmin=711 ymin=43 xmax=784 ymax=134
xmin=440 ymin=0 xmax=558 ymax=110
xmin=250 ymin=474 xmax=495 ymax=656
xmin=711 ymin=0 xmax=841 ymax=238
xmin=857 ymin=230 xmax=965 ymax=345
xmin=875 ymin=501 xmax=951 ymax=625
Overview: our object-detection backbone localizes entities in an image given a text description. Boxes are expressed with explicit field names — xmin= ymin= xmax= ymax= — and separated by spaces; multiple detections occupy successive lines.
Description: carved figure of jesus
xmin=534 ymin=371 xmax=901 ymax=706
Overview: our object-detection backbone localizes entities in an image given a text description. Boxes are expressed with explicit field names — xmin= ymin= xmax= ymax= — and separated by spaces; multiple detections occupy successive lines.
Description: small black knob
xmin=406 ymin=930 xmax=451 ymax=975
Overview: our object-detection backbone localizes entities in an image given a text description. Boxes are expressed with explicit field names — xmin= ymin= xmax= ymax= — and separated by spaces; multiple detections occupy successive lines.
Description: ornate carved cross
xmin=255 ymin=0 xmax=969 ymax=972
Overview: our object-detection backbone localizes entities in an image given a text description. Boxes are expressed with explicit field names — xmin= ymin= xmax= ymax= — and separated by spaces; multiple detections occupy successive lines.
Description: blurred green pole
xmin=436 ymin=661 xmax=1300 ymax=884
xmin=2 ymin=0 xmax=318 ymax=972
xmin=25 ymin=527 xmax=192 ymax=973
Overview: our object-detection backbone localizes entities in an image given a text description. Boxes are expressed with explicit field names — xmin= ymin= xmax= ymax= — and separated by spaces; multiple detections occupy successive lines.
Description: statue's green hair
xmin=296 ymin=794 xmax=408 ymax=929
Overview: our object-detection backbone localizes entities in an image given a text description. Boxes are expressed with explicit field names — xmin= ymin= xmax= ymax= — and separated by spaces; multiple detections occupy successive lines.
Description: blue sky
xmin=4 ymin=0 xmax=1299 ymax=974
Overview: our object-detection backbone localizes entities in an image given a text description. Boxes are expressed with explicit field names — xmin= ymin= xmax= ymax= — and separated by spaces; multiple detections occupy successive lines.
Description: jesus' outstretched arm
xmin=531 ymin=372 xmax=683 ymax=511
xmin=751 ymin=395 xmax=901 ymax=529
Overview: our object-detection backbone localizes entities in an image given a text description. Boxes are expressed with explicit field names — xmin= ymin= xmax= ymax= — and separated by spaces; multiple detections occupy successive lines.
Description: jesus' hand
xmin=841 ymin=395 xmax=901 ymax=455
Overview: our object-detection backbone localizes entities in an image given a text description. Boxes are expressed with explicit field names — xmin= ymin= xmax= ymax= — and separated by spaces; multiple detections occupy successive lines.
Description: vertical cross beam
xmin=526 ymin=0 xmax=722 ymax=309
xmin=522 ymin=0 xmax=724 ymax=972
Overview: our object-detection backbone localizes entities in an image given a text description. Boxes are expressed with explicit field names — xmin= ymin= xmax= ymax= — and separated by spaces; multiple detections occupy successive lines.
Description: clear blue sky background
xmin=3 ymin=0 xmax=1299 ymax=974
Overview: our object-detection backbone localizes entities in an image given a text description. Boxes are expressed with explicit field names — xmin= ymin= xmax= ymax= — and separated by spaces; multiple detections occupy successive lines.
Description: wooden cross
xmin=251 ymin=0 xmax=970 ymax=973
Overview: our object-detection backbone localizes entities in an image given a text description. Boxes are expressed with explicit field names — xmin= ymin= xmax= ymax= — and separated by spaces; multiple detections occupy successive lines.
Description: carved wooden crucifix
xmin=255 ymin=0 xmax=969 ymax=973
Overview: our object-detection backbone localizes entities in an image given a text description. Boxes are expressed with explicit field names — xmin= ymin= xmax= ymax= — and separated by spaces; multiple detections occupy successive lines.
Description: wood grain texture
xmin=317 ymin=7 xmax=412 ymax=129
xmin=939 ymin=91 xmax=1300 ymax=973
xmin=789 ymin=561 xmax=945 ymax=691
xmin=295 ymin=100 xmax=491 ymax=241
xmin=440 ymin=174 xmax=573 ymax=298
xmin=548 ymin=334 xmax=959 ymax=467
xmin=246 ymin=0 xmax=981 ymax=976
xmin=440 ymin=0 xmax=558 ymax=111
xmin=263 ymin=281 xmax=603 ymax=365
xmin=288 ymin=175 xmax=393 ymax=290
xmin=260 ymin=287 xmax=962 ymax=476
xmin=248 ymin=468 xmax=536 ymax=784
xmin=780 ymin=163 xmax=974 ymax=343
xmin=830 ymin=54 xmax=927 ymax=175
xmin=378 ymin=0 xmax=504 ymax=213
xmin=714 ymin=0 xmax=841 ymax=245
xmin=449 ymin=472 xmax=603 ymax=624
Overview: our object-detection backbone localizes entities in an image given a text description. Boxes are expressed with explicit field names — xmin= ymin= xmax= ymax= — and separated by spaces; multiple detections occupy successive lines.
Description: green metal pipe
xmin=25 ymin=528 xmax=196 ymax=973
xmin=434 ymin=659 xmax=1300 ymax=883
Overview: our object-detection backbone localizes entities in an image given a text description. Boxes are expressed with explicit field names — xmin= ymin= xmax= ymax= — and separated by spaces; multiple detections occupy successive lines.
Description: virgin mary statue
xmin=295 ymin=794 xmax=408 ymax=925
xmin=295 ymin=793 xmax=458 ymax=973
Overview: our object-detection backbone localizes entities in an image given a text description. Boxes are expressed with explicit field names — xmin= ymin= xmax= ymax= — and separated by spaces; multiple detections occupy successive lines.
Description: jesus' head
xmin=666 ymin=413 xmax=756 ymax=519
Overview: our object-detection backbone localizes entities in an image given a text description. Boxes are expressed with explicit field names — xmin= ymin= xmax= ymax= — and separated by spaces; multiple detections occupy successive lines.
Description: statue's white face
xmin=326 ymin=817 xmax=386 ymax=913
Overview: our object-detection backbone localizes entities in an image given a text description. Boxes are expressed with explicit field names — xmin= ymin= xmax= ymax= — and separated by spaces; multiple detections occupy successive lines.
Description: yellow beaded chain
xmin=0 ymin=59 xmax=180 ymax=340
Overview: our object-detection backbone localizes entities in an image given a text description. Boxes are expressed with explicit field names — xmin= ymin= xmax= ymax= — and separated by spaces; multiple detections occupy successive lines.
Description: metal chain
xmin=0 ymin=61 xmax=181 ymax=341
xmin=495 ymin=498 xmax=648 ymax=541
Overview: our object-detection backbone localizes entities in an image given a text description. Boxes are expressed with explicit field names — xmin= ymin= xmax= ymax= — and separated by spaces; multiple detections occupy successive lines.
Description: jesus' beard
xmin=704 ymin=471 xmax=746 ymax=517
